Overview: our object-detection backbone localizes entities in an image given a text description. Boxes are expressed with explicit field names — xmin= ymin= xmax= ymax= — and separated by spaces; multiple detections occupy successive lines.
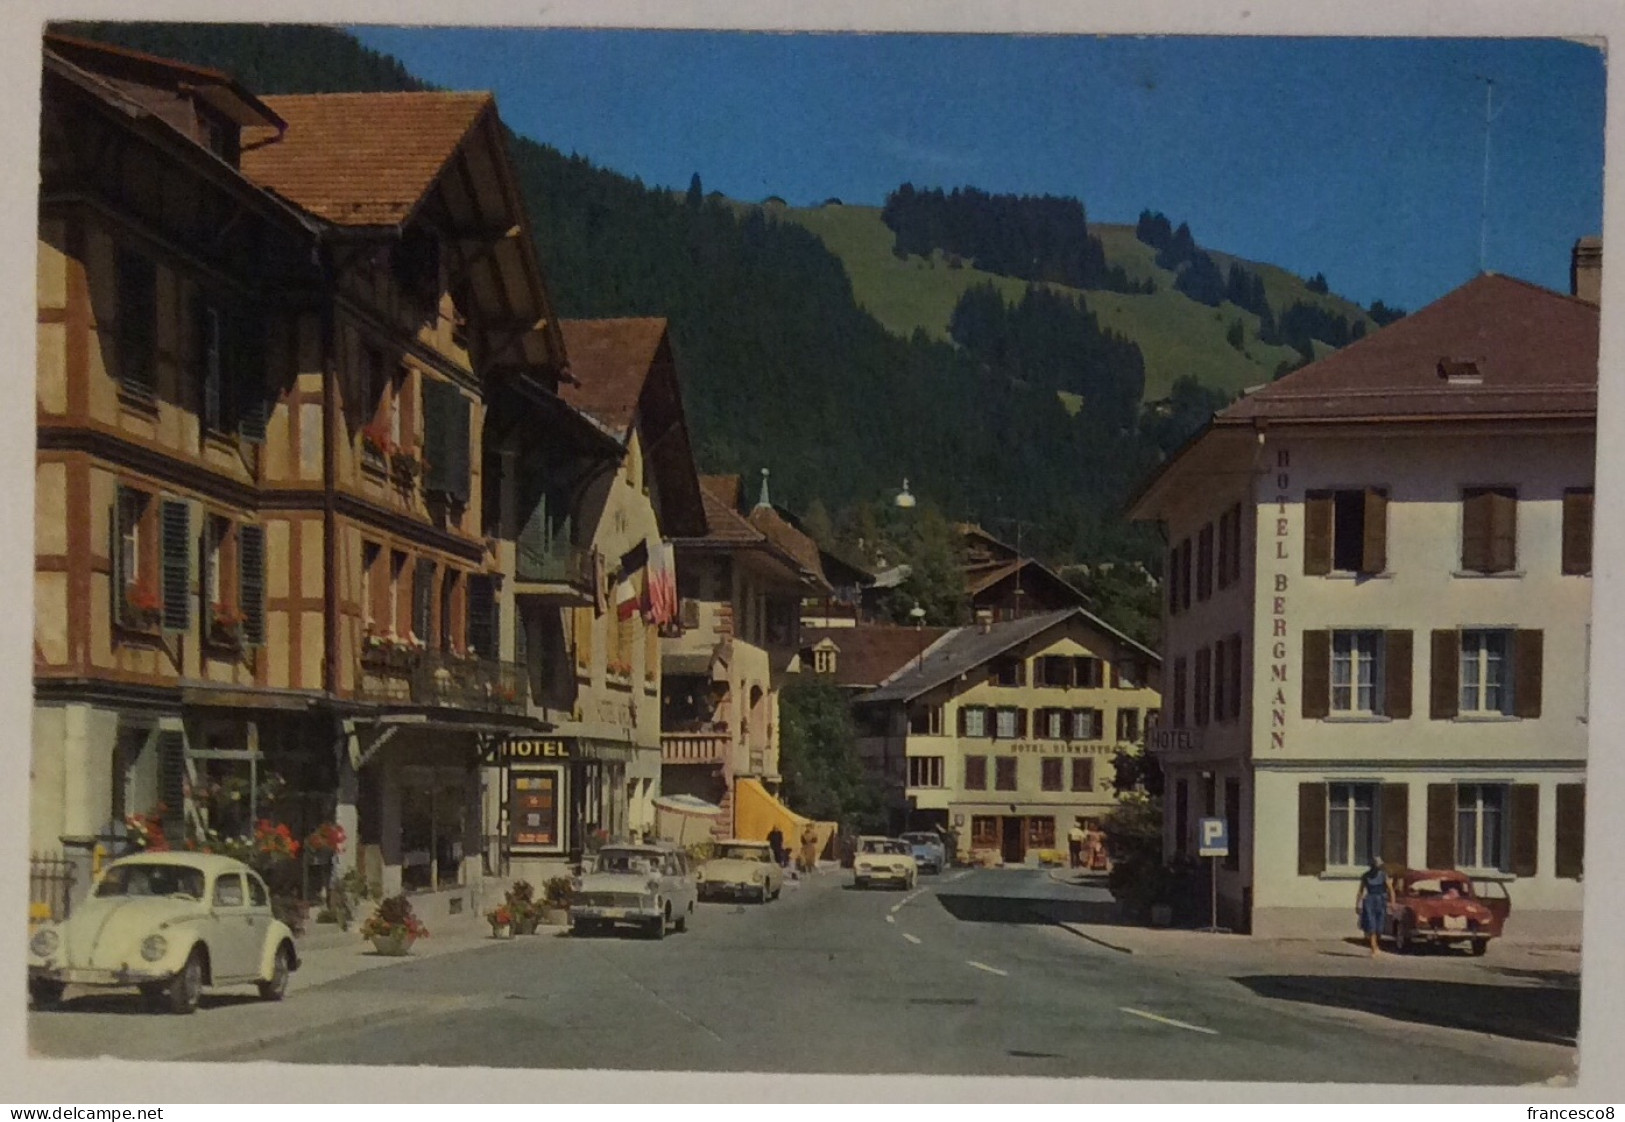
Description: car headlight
xmin=856 ymin=861 xmax=872 ymax=872
xmin=141 ymin=934 xmax=167 ymax=962
xmin=752 ymin=870 xmax=765 ymax=882
xmin=30 ymin=928 xmax=59 ymax=957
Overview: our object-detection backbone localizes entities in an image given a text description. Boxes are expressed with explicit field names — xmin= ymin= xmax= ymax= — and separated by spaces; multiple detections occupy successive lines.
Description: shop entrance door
xmin=1001 ymin=816 xmax=1024 ymax=864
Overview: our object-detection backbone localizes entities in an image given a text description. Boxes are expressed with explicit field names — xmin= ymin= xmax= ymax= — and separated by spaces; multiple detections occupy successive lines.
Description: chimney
xmin=975 ymin=609 xmax=994 ymax=634
xmin=1571 ymin=237 xmax=1602 ymax=304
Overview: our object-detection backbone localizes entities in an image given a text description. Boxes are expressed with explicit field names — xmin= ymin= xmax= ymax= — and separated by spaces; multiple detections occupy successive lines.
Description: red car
xmin=1386 ymin=868 xmax=1510 ymax=955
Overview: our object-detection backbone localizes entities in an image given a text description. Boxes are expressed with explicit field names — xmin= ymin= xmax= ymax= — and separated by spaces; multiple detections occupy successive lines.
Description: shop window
xmin=971 ymin=815 xmax=998 ymax=849
xmin=1025 ymin=817 xmax=1056 ymax=850
xmin=400 ymin=772 xmax=467 ymax=891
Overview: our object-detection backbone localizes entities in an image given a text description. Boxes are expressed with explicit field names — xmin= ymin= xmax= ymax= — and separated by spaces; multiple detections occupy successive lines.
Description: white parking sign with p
xmin=1198 ymin=817 xmax=1229 ymax=857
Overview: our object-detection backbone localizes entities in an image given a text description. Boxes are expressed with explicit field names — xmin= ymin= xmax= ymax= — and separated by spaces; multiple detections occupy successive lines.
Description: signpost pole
xmin=1210 ymin=854 xmax=1218 ymax=933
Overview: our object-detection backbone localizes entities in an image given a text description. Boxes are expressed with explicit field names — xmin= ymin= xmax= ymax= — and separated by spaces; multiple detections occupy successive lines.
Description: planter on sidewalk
xmin=369 ymin=930 xmax=418 ymax=956
xmin=539 ymin=906 xmax=569 ymax=927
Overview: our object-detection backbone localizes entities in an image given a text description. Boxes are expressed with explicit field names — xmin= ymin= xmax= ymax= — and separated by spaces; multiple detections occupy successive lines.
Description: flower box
xmin=369 ymin=930 xmax=418 ymax=956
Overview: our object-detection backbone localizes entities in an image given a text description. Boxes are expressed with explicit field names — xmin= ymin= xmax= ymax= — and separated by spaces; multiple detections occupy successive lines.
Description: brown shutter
xmin=1380 ymin=783 xmax=1409 ymax=870
xmin=1016 ymin=709 xmax=1028 ymax=738
xmin=1555 ymin=783 xmax=1585 ymax=880
xmin=1194 ymin=647 xmax=1211 ymax=726
xmin=1562 ymin=489 xmax=1593 ymax=576
xmin=1489 ymin=489 xmax=1518 ymax=573
xmin=1361 ymin=488 xmax=1388 ymax=574
xmin=1426 ymin=784 xmax=1456 ymax=869
xmin=1180 ymin=539 xmax=1193 ymax=612
xmin=1166 ymin=545 xmax=1179 ymax=615
xmin=957 ymin=706 xmax=968 ymax=737
xmin=1383 ymin=630 xmax=1413 ymax=719
xmin=1513 ymin=629 xmax=1543 ymax=718
xmin=1509 ymin=783 xmax=1539 ymax=877
xmin=1429 ymin=630 xmax=1459 ymax=720
xmin=1461 ymin=490 xmax=1490 ymax=572
xmin=1304 ymin=491 xmax=1333 ymax=576
xmin=1301 ymin=629 xmax=1330 ymax=719
xmin=1297 ymin=783 xmax=1327 ymax=876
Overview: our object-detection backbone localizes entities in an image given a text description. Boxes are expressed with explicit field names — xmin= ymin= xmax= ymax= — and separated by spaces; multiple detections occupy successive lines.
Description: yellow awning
xmin=732 ymin=778 xmax=837 ymax=859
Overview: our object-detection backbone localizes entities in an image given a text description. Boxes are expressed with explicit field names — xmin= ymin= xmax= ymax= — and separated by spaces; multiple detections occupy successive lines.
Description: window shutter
xmin=1554 ymin=783 xmax=1585 ymax=880
xmin=1301 ymin=629 xmax=1330 ymax=719
xmin=1197 ymin=524 xmax=1213 ymax=601
xmin=413 ymin=557 xmax=436 ymax=640
xmin=1461 ymin=490 xmax=1490 ymax=572
xmin=1562 ymin=489 xmax=1593 ymax=576
xmin=1228 ymin=633 xmax=1244 ymax=720
xmin=1383 ymin=630 xmax=1412 ymax=719
xmin=1092 ymin=709 xmax=1104 ymax=740
xmin=1425 ymin=784 xmax=1456 ymax=870
xmin=1166 ymin=545 xmax=1179 ymax=616
xmin=957 ymin=707 xmax=967 ymax=736
xmin=158 ymin=730 xmax=186 ymax=835
xmin=424 ymin=379 xmax=472 ymax=502
xmin=238 ymin=524 xmax=265 ymax=646
xmin=1016 ymin=709 xmax=1028 ymax=738
xmin=1212 ymin=640 xmax=1226 ymax=721
xmin=160 ymin=499 xmax=191 ymax=632
xmin=1379 ymin=783 xmax=1409 ymax=869
xmin=199 ymin=304 xmax=221 ymax=430
xmin=1304 ymin=491 xmax=1333 ymax=576
xmin=1180 ymin=539 xmax=1192 ymax=611
xmin=1429 ymin=630 xmax=1459 ymax=719
xmin=1361 ymin=488 xmax=1388 ymax=574
xmin=116 ymin=250 xmax=157 ymax=395
xmin=233 ymin=312 xmax=267 ymax=443
xmin=111 ymin=495 xmax=129 ymax=627
xmin=1297 ymin=783 xmax=1327 ymax=876
xmin=1194 ymin=646 xmax=1212 ymax=726
xmin=1489 ymin=489 xmax=1518 ymax=573
xmin=1513 ymin=629 xmax=1543 ymax=718
xmin=468 ymin=575 xmax=497 ymax=657
xmin=1509 ymin=783 xmax=1539 ymax=877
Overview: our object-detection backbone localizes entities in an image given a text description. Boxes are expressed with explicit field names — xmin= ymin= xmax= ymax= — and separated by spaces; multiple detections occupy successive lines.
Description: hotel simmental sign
xmin=1008 ymin=741 xmax=1116 ymax=756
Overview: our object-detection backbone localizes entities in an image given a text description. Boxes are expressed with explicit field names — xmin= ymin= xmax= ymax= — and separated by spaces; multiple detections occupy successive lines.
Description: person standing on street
xmin=1354 ymin=857 xmax=1389 ymax=957
xmin=767 ymin=825 xmax=785 ymax=868
xmin=800 ymin=822 xmax=820 ymax=875
xmin=1067 ymin=819 xmax=1087 ymax=868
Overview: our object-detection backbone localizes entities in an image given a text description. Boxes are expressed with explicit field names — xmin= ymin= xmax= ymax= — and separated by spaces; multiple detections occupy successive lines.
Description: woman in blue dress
xmin=1354 ymin=858 xmax=1389 ymax=957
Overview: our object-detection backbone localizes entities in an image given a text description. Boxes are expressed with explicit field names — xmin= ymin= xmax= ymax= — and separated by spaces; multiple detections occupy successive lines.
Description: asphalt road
xmin=29 ymin=868 xmax=1574 ymax=1085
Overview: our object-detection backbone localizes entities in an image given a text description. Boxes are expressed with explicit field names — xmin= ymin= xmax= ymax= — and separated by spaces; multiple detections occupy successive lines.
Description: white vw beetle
xmin=28 ymin=852 xmax=300 ymax=1014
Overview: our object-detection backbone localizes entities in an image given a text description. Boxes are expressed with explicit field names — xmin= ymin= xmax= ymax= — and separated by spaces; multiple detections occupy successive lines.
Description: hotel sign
xmin=1147 ymin=728 xmax=1202 ymax=754
xmin=496 ymin=737 xmax=574 ymax=761
xmin=1008 ymin=742 xmax=1116 ymax=756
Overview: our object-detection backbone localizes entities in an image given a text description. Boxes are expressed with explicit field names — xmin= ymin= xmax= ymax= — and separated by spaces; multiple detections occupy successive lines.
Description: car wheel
xmin=257 ymin=944 xmax=291 ymax=1002
xmin=28 ymin=979 xmax=64 ymax=1010
xmin=854 ymin=878 xmax=868 ymax=890
xmin=1470 ymin=938 xmax=1489 ymax=957
xmin=167 ymin=948 xmax=203 ymax=1015
xmin=675 ymin=903 xmax=690 ymax=933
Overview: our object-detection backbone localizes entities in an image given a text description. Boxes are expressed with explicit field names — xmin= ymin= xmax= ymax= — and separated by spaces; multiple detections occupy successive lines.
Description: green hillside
xmin=778 ymin=205 xmax=1372 ymax=402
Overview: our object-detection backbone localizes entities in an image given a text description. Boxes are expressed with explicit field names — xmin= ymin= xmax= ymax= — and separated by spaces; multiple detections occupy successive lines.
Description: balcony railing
xmin=356 ymin=648 xmax=528 ymax=715
xmin=661 ymin=733 xmax=731 ymax=765
xmin=516 ymin=500 xmax=592 ymax=589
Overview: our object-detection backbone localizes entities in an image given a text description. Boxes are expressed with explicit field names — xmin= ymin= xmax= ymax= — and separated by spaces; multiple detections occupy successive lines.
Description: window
xmin=1179 ymin=539 xmax=1193 ymax=612
xmin=1167 ymin=543 xmax=1182 ymax=616
xmin=1305 ymin=488 xmax=1388 ymax=576
xmin=1461 ymin=487 xmax=1517 ymax=574
xmin=960 ymin=706 xmax=989 ymax=738
xmin=1117 ymin=708 xmax=1140 ymax=743
xmin=908 ymin=706 xmax=944 ymax=735
xmin=115 ymin=249 xmax=157 ymax=397
xmin=1037 ymin=656 xmax=1072 ymax=688
xmin=992 ymin=658 xmax=1025 ymax=687
xmin=245 ymin=874 xmax=268 ymax=908
xmin=1226 ymin=633 xmax=1244 ymax=721
xmin=1038 ymin=708 xmax=1068 ymax=739
xmin=114 ymin=485 xmax=153 ymax=626
xmin=814 ymin=648 xmax=835 ymax=674
xmin=467 ymin=573 xmax=498 ymax=657
xmin=1172 ymin=657 xmax=1188 ymax=727
xmin=907 ymin=757 xmax=945 ymax=788
xmin=1072 ymin=656 xmax=1104 ymax=689
xmin=1071 ymin=758 xmax=1094 ymax=792
xmin=995 ymin=757 xmax=1018 ymax=791
xmin=1456 ymin=784 xmax=1508 ymax=871
xmin=212 ymin=874 xmax=245 ymax=908
xmin=1041 ymin=758 xmax=1063 ymax=792
xmin=1070 ymin=708 xmax=1103 ymax=740
xmin=1217 ymin=503 xmax=1242 ymax=590
xmin=971 ymin=816 xmax=998 ymax=849
xmin=199 ymin=304 xmax=223 ymax=430
xmin=1194 ymin=647 xmax=1212 ymax=727
xmin=993 ymin=707 xmax=1023 ymax=739
xmin=1026 ymin=818 xmax=1056 ymax=850
xmin=1331 ymin=631 xmax=1382 ymax=714
xmin=1326 ymin=782 xmax=1378 ymax=868
xmin=964 ymin=756 xmax=988 ymax=790
xmin=1115 ymin=658 xmax=1143 ymax=689
xmin=1460 ymin=630 xmax=1512 ymax=715
xmin=1562 ymin=489 xmax=1593 ymax=576
xmin=1197 ymin=523 xmax=1214 ymax=601
xmin=362 ymin=543 xmax=382 ymax=629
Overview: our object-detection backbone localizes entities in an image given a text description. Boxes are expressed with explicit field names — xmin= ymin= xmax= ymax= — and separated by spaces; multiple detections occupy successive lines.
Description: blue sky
xmin=351 ymin=28 xmax=1604 ymax=313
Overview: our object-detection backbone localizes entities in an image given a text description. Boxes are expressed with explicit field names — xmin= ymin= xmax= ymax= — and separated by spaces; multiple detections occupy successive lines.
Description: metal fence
xmin=29 ymin=853 xmax=77 ymax=924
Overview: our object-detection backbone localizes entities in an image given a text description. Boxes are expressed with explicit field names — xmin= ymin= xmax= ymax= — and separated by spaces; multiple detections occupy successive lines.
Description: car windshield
xmin=596 ymin=850 xmax=660 ymax=875
xmin=718 ymin=845 xmax=769 ymax=862
xmin=882 ymin=841 xmax=911 ymax=855
xmin=859 ymin=839 xmax=887 ymax=854
xmin=95 ymin=863 xmax=205 ymax=900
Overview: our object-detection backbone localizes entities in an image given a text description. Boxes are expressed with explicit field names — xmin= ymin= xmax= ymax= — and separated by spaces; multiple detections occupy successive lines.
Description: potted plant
xmin=485 ymin=903 xmax=514 ymax=939
xmin=123 ymin=583 xmax=162 ymax=629
xmin=539 ymin=876 xmax=573 ymax=926
xmin=360 ymin=894 xmax=429 ymax=955
xmin=505 ymin=880 xmax=539 ymax=935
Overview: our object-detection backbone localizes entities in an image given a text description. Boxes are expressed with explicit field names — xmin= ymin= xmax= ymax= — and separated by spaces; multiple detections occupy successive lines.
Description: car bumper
xmin=698 ymin=882 xmax=767 ymax=898
xmin=854 ymin=870 xmax=911 ymax=884
xmin=571 ymin=906 xmax=659 ymax=925
xmin=29 ymin=963 xmax=174 ymax=987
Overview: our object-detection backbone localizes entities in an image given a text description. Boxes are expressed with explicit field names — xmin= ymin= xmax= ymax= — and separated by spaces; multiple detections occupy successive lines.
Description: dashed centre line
xmin=890 ymin=886 xmax=930 ymax=913
xmin=902 ymin=933 xmax=921 ymax=945
xmin=966 ymin=960 xmax=1008 ymax=977
xmin=1119 ymin=1007 xmax=1220 ymax=1036
xmin=885 ymin=915 xmax=896 ymax=924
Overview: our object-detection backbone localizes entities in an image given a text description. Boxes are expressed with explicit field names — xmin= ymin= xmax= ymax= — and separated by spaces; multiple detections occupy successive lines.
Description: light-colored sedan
xmin=853 ymin=836 xmax=918 ymax=890
xmin=28 ymin=852 xmax=300 ymax=1014
xmin=570 ymin=842 xmax=698 ymax=939
xmin=696 ymin=840 xmax=783 ymax=903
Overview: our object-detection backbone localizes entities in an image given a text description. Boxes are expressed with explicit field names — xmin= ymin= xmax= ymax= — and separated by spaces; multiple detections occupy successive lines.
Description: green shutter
xmin=469 ymin=574 xmax=497 ymax=657
xmin=238 ymin=524 xmax=265 ymax=646
xmin=424 ymin=379 xmax=472 ymax=501
xmin=160 ymin=499 xmax=191 ymax=633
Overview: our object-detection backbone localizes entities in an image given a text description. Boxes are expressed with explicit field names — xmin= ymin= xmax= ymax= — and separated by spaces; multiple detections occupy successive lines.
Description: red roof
xmin=242 ymin=92 xmax=492 ymax=226
xmin=1219 ymin=274 xmax=1597 ymax=425
xmin=748 ymin=505 xmax=830 ymax=588
xmin=802 ymin=626 xmax=950 ymax=689
xmin=694 ymin=478 xmax=764 ymax=545
xmin=557 ymin=318 xmax=668 ymax=437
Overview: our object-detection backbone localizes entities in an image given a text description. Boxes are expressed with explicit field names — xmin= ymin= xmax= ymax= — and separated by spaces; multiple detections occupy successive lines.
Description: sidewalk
xmin=290 ymin=908 xmax=559 ymax=992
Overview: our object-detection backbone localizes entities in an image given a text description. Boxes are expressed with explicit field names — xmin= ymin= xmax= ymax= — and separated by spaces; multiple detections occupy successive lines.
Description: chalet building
xmin=799 ymin=624 xmax=949 ymax=695
xmin=853 ymin=609 xmax=1161 ymax=859
xmin=959 ymin=523 xmax=1093 ymax=622
xmin=484 ymin=318 xmax=707 ymax=882
xmin=660 ymin=474 xmax=831 ymax=835
xmin=33 ymin=35 xmax=607 ymax=919
xmin=1128 ymin=269 xmax=1596 ymax=939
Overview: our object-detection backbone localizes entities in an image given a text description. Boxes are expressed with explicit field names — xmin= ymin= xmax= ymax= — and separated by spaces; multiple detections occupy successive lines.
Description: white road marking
xmin=951 ymin=870 xmax=973 ymax=881
xmin=891 ymin=886 xmax=930 ymax=913
xmin=903 ymin=933 xmax=921 ymax=945
xmin=966 ymin=960 xmax=1008 ymax=977
xmin=1119 ymin=1007 xmax=1220 ymax=1036
xmin=885 ymin=915 xmax=896 ymax=924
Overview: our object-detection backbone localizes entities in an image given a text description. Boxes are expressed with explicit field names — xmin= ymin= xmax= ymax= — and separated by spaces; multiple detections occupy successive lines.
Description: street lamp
xmin=894 ymin=479 xmax=917 ymax=509
xmin=910 ymin=603 xmax=927 ymax=669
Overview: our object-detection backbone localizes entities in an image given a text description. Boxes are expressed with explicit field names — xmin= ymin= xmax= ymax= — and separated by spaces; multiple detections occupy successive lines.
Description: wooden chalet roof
xmin=748 ymin=505 xmax=832 ymax=591
xmin=695 ymin=478 xmax=766 ymax=546
xmin=801 ymin=626 xmax=950 ymax=690
xmin=44 ymin=32 xmax=283 ymax=129
xmin=243 ymin=92 xmax=491 ymax=227
xmin=557 ymin=318 xmax=669 ymax=438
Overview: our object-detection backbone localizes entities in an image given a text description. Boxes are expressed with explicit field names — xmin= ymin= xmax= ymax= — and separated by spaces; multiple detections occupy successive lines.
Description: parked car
xmin=27 ymin=852 xmax=300 ymax=1014
xmin=1386 ymin=868 xmax=1510 ymax=955
xmin=853 ymin=836 xmax=918 ymax=890
xmin=696 ymin=840 xmax=783 ymax=903
xmin=570 ymin=842 xmax=697 ymax=939
xmin=900 ymin=831 xmax=947 ymax=874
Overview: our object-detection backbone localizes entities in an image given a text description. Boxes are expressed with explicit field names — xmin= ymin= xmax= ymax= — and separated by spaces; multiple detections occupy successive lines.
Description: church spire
xmin=754 ymin=467 xmax=771 ymax=511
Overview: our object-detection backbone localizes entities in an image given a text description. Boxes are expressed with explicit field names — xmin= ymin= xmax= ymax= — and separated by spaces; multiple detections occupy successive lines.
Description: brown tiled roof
xmin=801 ymin=626 xmax=950 ymax=689
xmin=693 ymin=478 xmax=764 ymax=545
xmin=1219 ymin=274 xmax=1598 ymax=425
xmin=701 ymin=474 xmax=743 ymax=510
xmin=241 ymin=92 xmax=492 ymax=226
xmin=557 ymin=318 xmax=668 ymax=438
xmin=748 ymin=505 xmax=831 ymax=589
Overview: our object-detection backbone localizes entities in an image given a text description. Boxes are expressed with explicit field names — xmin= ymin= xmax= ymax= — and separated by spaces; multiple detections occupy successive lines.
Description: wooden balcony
xmin=515 ymin=499 xmax=593 ymax=600
xmin=356 ymin=648 xmax=528 ymax=715
xmin=661 ymin=733 xmax=731 ymax=765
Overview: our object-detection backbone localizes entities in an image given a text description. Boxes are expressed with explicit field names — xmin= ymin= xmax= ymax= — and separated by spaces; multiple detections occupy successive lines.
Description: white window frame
xmin=1460 ymin=629 xmax=1513 ymax=715
xmin=907 ymin=756 xmax=944 ymax=789
xmin=1330 ymin=630 xmax=1382 ymax=714
xmin=1326 ymin=781 xmax=1378 ymax=869
xmin=994 ymin=707 xmax=1019 ymax=739
xmin=962 ymin=706 xmax=988 ymax=739
xmin=1041 ymin=708 xmax=1067 ymax=739
xmin=1456 ymin=783 xmax=1510 ymax=872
